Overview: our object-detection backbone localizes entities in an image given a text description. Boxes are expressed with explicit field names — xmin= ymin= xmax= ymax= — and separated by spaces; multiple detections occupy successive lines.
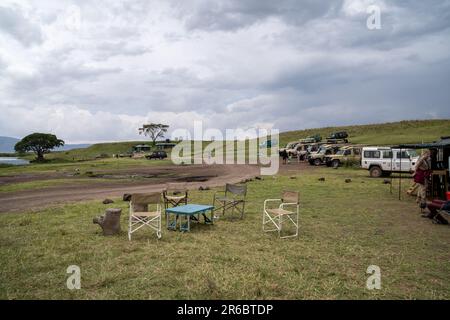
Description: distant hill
xmin=278 ymin=119 xmax=450 ymax=147
xmin=55 ymin=144 xmax=91 ymax=151
xmin=0 ymin=136 xmax=19 ymax=153
xmin=44 ymin=141 xmax=145 ymax=161
xmin=0 ymin=136 xmax=91 ymax=153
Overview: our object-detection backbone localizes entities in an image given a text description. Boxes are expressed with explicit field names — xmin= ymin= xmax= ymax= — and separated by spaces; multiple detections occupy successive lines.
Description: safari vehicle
xmin=146 ymin=150 xmax=168 ymax=160
xmin=308 ymin=144 xmax=343 ymax=166
xmin=325 ymin=145 xmax=363 ymax=168
xmin=361 ymin=147 xmax=419 ymax=177
xmin=327 ymin=131 xmax=349 ymax=144
xmin=279 ymin=141 xmax=300 ymax=155
xmin=299 ymin=134 xmax=322 ymax=144
xmin=290 ymin=143 xmax=319 ymax=160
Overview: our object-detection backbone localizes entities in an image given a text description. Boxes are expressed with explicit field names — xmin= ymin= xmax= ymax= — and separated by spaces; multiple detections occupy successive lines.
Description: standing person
xmin=413 ymin=150 xmax=432 ymax=209
xmin=280 ymin=149 xmax=288 ymax=165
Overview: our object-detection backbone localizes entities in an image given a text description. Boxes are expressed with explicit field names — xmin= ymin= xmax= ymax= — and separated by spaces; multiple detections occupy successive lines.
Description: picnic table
xmin=166 ymin=204 xmax=214 ymax=232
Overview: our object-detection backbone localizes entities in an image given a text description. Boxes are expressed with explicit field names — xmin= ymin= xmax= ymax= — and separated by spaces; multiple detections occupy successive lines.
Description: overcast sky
xmin=0 ymin=0 xmax=449 ymax=143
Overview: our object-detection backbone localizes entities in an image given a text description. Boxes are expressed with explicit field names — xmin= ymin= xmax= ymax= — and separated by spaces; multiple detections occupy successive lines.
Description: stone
xmin=102 ymin=199 xmax=114 ymax=204
xmin=93 ymin=208 xmax=122 ymax=236
xmin=345 ymin=179 xmax=352 ymax=183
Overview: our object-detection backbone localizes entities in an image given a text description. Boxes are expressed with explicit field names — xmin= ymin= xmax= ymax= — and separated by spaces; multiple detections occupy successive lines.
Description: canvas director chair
xmin=163 ymin=182 xmax=188 ymax=210
xmin=128 ymin=193 xmax=162 ymax=240
xmin=263 ymin=190 xmax=299 ymax=239
xmin=213 ymin=183 xmax=247 ymax=219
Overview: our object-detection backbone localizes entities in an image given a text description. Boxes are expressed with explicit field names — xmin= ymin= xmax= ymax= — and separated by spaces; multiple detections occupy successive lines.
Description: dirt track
xmin=0 ymin=164 xmax=260 ymax=213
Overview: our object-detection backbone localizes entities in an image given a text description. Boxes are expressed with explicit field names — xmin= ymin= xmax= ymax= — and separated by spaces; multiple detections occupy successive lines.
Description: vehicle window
xmin=344 ymin=150 xmax=351 ymax=156
xmin=382 ymin=151 xmax=392 ymax=159
xmin=364 ymin=151 xmax=381 ymax=158
xmin=397 ymin=151 xmax=409 ymax=159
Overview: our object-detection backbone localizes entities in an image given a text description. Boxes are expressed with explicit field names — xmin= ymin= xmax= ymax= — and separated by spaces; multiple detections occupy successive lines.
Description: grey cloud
xmin=172 ymin=0 xmax=343 ymax=31
xmin=0 ymin=5 xmax=43 ymax=46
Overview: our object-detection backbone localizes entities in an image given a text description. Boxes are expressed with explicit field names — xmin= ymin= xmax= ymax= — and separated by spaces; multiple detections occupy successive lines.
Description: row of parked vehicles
xmin=280 ymin=132 xmax=420 ymax=177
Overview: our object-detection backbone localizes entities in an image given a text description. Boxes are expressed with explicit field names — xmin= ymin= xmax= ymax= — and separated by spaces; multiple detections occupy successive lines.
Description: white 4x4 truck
xmin=361 ymin=147 xmax=419 ymax=178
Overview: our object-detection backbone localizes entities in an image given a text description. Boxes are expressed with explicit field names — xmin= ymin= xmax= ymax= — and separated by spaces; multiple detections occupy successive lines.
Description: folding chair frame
xmin=263 ymin=198 xmax=299 ymax=239
xmin=128 ymin=195 xmax=162 ymax=240
xmin=213 ymin=184 xmax=247 ymax=220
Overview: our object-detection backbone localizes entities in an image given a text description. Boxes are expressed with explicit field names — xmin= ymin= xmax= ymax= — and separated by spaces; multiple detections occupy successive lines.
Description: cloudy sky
xmin=0 ymin=0 xmax=449 ymax=143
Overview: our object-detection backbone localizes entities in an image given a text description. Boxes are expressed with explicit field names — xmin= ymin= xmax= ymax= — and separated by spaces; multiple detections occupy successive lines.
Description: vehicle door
xmin=393 ymin=150 xmax=412 ymax=172
xmin=380 ymin=150 xmax=393 ymax=171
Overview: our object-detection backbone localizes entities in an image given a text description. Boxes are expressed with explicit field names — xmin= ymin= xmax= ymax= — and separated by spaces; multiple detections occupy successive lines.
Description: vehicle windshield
xmin=286 ymin=143 xmax=296 ymax=149
xmin=408 ymin=150 xmax=418 ymax=158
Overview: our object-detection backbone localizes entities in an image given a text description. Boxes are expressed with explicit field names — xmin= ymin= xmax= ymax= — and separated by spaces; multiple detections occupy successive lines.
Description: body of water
xmin=0 ymin=157 xmax=30 ymax=166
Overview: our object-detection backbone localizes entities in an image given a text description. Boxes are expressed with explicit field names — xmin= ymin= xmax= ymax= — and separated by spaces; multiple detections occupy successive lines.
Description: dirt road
xmin=0 ymin=164 xmax=260 ymax=213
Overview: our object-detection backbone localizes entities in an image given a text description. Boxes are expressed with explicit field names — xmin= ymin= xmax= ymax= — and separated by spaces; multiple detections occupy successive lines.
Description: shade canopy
xmin=394 ymin=137 xmax=450 ymax=149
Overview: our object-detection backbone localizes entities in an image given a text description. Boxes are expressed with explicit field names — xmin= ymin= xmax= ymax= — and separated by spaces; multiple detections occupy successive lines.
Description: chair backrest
xmin=131 ymin=193 xmax=161 ymax=205
xmin=225 ymin=183 xmax=247 ymax=196
xmin=165 ymin=182 xmax=188 ymax=195
xmin=282 ymin=191 xmax=299 ymax=204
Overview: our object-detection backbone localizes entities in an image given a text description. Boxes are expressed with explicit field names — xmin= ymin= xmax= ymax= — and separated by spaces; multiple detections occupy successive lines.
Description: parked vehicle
xmin=146 ymin=150 xmax=168 ymax=160
xmin=361 ymin=147 xmax=419 ymax=177
xmin=325 ymin=145 xmax=363 ymax=168
xmin=279 ymin=141 xmax=300 ymax=155
xmin=299 ymin=134 xmax=322 ymax=144
xmin=327 ymin=131 xmax=349 ymax=144
xmin=308 ymin=144 xmax=343 ymax=166
xmin=289 ymin=143 xmax=319 ymax=160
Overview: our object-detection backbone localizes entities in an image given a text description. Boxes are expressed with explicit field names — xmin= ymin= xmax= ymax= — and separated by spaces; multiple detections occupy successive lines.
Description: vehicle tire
xmin=332 ymin=160 xmax=340 ymax=168
xmin=313 ymin=158 xmax=322 ymax=166
xmin=369 ymin=166 xmax=382 ymax=178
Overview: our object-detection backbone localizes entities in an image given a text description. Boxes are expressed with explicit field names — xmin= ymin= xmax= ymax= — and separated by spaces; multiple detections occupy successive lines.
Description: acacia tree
xmin=14 ymin=133 xmax=65 ymax=162
xmin=138 ymin=123 xmax=169 ymax=146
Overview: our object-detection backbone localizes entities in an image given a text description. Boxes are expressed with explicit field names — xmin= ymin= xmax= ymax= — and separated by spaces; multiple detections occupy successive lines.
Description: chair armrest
xmin=264 ymin=199 xmax=282 ymax=210
xmin=280 ymin=202 xmax=299 ymax=210
xmin=213 ymin=190 xmax=226 ymax=197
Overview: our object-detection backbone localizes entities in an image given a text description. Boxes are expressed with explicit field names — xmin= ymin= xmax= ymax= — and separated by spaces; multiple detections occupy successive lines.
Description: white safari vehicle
xmin=361 ymin=147 xmax=419 ymax=178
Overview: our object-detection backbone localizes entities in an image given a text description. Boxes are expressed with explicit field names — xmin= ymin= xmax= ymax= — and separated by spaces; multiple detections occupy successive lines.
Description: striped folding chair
xmin=128 ymin=193 xmax=162 ymax=240
xmin=163 ymin=182 xmax=188 ymax=210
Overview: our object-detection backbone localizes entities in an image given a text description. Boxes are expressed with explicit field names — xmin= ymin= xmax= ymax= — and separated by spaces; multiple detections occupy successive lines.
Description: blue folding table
xmin=166 ymin=204 xmax=215 ymax=232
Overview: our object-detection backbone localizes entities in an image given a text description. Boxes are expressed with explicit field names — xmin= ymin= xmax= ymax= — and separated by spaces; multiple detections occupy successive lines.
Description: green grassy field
xmin=279 ymin=119 xmax=450 ymax=147
xmin=1 ymin=167 xmax=449 ymax=300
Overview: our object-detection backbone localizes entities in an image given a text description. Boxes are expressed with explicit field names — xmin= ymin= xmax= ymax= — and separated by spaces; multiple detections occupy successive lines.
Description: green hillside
xmin=26 ymin=119 xmax=449 ymax=162
xmin=44 ymin=141 xmax=146 ymax=161
xmin=278 ymin=119 xmax=450 ymax=147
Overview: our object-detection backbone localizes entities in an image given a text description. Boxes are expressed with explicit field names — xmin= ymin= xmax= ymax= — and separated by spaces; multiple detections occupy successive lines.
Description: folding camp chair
xmin=263 ymin=191 xmax=299 ymax=239
xmin=128 ymin=193 xmax=162 ymax=240
xmin=163 ymin=183 xmax=188 ymax=210
xmin=213 ymin=183 xmax=247 ymax=219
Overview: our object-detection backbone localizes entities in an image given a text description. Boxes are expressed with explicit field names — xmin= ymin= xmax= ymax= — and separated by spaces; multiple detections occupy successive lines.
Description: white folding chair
xmin=128 ymin=193 xmax=162 ymax=240
xmin=263 ymin=191 xmax=299 ymax=239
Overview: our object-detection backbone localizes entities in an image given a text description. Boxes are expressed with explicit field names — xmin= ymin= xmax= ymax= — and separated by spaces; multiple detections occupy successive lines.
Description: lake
xmin=0 ymin=157 xmax=30 ymax=166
